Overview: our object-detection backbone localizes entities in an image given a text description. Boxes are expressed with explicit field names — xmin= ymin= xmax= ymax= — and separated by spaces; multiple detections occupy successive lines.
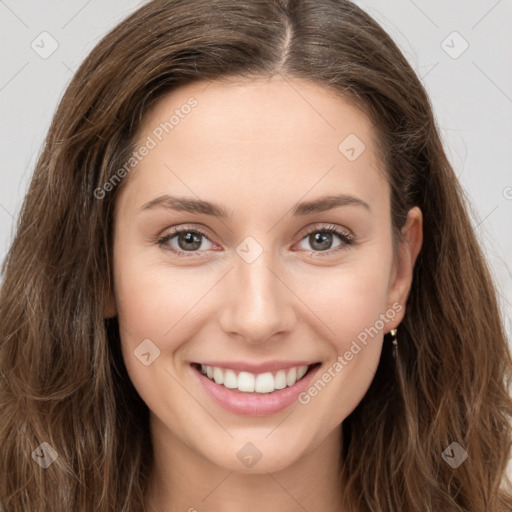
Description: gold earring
xmin=390 ymin=328 xmax=398 ymax=359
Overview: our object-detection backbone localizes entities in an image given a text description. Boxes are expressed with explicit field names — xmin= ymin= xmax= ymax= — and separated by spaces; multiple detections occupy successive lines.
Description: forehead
xmin=138 ymin=75 xmax=375 ymax=151
xmin=123 ymin=76 xmax=388 ymax=214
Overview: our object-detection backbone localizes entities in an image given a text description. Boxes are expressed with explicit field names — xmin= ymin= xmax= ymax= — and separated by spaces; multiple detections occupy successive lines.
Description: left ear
xmin=386 ymin=206 xmax=423 ymax=328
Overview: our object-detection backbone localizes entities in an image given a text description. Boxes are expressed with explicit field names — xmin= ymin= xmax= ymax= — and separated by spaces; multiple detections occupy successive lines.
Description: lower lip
xmin=191 ymin=363 xmax=321 ymax=416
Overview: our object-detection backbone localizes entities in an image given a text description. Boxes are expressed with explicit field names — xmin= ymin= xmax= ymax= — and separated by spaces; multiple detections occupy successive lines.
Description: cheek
xmin=112 ymin=254 xmax=205 ymax=417
xmin=115 ymin=265 xmax=202 ymax=342
xmin=112 ymin=245 xmax=222 ymax=370
xmin=296 ymin=265 xmax=390 ymax=426
xmin=292 ymin=258 xmax=392 ymax=349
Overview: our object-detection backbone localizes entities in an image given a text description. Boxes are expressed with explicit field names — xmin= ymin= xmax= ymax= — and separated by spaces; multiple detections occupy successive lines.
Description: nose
xmin=217 ymin=248 xmax=297 ymax=345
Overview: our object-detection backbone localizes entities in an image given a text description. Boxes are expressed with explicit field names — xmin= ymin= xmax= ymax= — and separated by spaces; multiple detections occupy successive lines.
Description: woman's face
xmin=109 ymin=76 xmax=422 ymax=473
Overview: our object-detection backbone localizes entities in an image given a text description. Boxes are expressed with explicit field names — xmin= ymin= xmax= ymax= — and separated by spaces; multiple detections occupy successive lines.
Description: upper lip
xmin=193 ymin=360 xmax=318 ymax=374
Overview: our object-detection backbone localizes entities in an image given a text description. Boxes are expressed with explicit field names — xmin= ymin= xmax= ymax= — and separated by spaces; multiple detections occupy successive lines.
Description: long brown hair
xmin=1 ymin=1 xmax=511 ymax=510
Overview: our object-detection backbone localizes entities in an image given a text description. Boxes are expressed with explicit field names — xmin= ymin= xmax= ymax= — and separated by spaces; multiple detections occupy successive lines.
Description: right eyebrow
xmin=140 ymin=195 xmax=230 ymax=218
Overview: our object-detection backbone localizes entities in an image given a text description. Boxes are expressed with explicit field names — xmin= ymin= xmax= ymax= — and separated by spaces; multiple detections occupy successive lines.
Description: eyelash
xmin=156 ymin=224 xmax=354 ymax=257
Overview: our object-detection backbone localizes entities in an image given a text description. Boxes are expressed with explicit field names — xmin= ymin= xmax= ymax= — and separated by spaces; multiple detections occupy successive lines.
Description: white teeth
xmin=237 ymin=371 xmax=255 ymax=392
xmin=198 ymin=364 xmax=312 ymax=393
xmin=255 ymin=372 xmax=275 ymax=393
xmin=286 ymin=367 xmax=297 ymax=387
xmin=213 ymin=367 xmax=224 ymax=385
xmin=274 ymin=370 xmax=287 ymax=390
xmin=223 ymin=369 xmax=238 ymax=389
xmin=297 ymin=365 xmax=308 ymax=380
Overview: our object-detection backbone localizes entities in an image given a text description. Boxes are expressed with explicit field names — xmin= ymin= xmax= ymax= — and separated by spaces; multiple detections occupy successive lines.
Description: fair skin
xmin=106 ymin=75 xmax=422 ymax=512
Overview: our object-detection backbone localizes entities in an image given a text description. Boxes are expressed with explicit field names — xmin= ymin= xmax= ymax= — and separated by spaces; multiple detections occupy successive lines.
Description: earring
xmin=390 ymin=328 xmax=398 ymax=359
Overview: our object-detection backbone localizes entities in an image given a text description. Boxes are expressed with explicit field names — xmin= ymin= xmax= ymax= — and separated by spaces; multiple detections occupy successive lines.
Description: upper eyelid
xmin=163 ymin=224 xmax=213 ymax=238
xmin=295 ymin=223 xmax=352 ymax=239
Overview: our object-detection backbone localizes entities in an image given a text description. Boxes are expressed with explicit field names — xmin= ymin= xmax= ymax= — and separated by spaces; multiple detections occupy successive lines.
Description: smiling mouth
xmin=191 ymin=362 xmax=321 ymax=394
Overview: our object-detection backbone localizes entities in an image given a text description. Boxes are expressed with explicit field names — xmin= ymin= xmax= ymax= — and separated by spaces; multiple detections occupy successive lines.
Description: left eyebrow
xmin=291 ymin=194 xmax=371 ymax=215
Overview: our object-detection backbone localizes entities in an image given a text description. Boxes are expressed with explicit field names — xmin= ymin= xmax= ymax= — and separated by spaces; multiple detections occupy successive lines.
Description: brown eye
xmin=157 ymin=228 xmax=215 ymax=254
xmin=296 ymin=226 xmax=354 ymax=254
xmin=176 ymin=231 xmax=203 ymax=251
xmin=308 ymin=231 xmax=335 ymax=251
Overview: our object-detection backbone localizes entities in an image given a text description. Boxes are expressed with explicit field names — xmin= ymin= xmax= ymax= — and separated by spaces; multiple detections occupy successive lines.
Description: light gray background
xmin=1 ymin=0 xmax=512 ymax=476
